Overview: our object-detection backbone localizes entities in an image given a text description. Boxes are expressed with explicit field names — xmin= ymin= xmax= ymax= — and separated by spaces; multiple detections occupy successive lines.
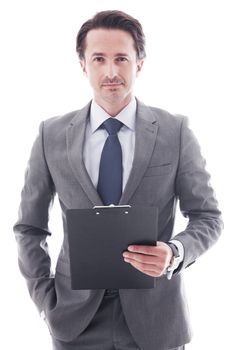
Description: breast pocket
xmin=144 ymin=163 xmax=172 ymax=177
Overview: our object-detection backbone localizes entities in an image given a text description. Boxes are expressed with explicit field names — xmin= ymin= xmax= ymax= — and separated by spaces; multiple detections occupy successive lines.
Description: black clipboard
xmin=66 ymin=205 xmax=158 ymax=290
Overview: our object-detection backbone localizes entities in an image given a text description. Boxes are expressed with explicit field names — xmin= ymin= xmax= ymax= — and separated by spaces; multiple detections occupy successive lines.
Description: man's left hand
xmin=122 ymin=241 xmax=173 ymax=277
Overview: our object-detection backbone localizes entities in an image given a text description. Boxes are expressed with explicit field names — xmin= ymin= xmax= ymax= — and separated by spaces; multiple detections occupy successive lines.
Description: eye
xmin=116 ymin=57 xmax=128 ymax=62
xmin=93 ymin=57 xmax=104 ymax=62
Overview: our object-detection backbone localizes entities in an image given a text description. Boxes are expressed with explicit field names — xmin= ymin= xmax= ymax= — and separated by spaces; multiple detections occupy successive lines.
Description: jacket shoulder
xmin=148 ymin=105 xmax=187 ymax=125
xmin=141 ymin=103 xmax=189 ymax=138
xmin=43 ymin=109 xmax=79 ymax=131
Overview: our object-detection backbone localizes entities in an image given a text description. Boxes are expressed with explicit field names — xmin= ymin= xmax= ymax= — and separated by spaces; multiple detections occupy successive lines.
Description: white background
xmin=1 ymin=0 xmax=232 ymax=349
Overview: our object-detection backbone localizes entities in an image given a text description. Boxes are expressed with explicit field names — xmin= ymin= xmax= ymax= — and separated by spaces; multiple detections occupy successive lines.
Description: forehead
xmin=84 ymin=28 xmax=136 ymax=56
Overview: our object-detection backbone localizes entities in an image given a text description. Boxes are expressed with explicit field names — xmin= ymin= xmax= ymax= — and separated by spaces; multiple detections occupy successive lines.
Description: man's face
xmin=80 ymin=28 xmax=144 ymax=108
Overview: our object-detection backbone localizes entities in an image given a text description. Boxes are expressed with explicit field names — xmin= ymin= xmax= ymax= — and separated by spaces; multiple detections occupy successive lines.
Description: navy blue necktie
xmin=97 ymin=118 xmax=123 ymax=205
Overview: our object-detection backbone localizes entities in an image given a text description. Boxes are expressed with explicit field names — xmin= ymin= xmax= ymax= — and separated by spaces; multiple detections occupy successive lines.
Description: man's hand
xmin=122 ymin=241 xmax=173 ymax=277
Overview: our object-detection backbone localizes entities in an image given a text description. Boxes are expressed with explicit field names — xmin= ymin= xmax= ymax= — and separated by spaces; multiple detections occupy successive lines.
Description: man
xmin=14 ymin=10 xmax=222 ymax=350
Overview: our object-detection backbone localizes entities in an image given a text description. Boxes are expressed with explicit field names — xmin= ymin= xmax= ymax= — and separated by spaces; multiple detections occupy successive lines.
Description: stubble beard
xmin=100 ymin=85 xmax=132 ymax=106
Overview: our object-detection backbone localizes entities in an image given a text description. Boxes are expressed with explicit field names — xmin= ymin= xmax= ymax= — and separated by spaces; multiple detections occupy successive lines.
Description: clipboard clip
xmin=93 ymin=204 xmax=131 ymax=209
xmin=93 ymin=204 xmax=131 ymax=215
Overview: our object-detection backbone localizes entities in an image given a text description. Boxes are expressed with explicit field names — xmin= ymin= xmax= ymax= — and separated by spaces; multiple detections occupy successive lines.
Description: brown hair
xmin=76 ymin=10 xmax=146 ymax=61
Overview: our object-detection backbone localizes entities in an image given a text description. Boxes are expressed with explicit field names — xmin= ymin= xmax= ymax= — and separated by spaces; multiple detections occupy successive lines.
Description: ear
xmin=80 ymin=60 xmax=87 ymax=75
xmin=136 ymin=59 xmax=144 ymax=76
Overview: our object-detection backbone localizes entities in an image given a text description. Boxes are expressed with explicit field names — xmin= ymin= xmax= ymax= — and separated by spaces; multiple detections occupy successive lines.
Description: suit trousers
xmin=52 ymin=290 xmax=185 ymax=350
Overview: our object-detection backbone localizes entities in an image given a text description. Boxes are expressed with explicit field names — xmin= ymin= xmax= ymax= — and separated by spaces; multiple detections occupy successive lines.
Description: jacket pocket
xmin=144 ymin=163 xmax=172 ymax=177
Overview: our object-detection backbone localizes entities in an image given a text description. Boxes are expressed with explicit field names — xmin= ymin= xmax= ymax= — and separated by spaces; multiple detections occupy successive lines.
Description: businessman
xmin=14 ymin=10 xmax=222 ymax=350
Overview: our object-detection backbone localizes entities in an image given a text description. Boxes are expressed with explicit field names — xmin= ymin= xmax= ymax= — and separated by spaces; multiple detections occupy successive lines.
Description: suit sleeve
xmin=13 ymin=121 xmax=56 ymax=312
xmin=174 ymin=117 xmax=223 ymax=271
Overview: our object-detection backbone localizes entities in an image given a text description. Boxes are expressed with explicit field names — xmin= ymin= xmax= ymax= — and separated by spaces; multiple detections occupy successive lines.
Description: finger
xmin=127 ymin=245 xmax=158 ymax=256
xmin=126 ymin=260 xmax=162 ymax=277
xmin=124 ymin=250 xmax=170 ymax=271
xmin=124 ymin=258 xmax=158 ymax=273
xmin=141 ymin=270 xmax=163 ymax=277
xmin=124 ymin=257 xmax=167 ymax=275
xmin=123 ymin=252 xmax=158 ymax=265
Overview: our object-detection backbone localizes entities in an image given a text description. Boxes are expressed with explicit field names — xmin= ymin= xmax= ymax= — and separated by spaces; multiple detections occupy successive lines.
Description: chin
xmin=102 ymin=91 xmax=123 ymax=102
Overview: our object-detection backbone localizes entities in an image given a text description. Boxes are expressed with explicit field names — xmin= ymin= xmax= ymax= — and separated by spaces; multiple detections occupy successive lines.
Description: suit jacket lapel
xmin=66 ymin=102 xmax=103 ymax=206
xmin=119 ymin=100 xmax=159 ymax=204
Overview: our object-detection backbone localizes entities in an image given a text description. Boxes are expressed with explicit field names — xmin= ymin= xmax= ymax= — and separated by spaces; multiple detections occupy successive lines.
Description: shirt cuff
xmin=169 ymin=239 xmax=184 ymax=262
xmin=166 ymin=239 xmax=184 ymax=279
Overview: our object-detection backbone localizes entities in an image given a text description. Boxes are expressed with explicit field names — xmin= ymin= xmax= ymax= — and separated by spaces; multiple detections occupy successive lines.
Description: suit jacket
xmin=14 ymin=99 xmax=222 ymax=349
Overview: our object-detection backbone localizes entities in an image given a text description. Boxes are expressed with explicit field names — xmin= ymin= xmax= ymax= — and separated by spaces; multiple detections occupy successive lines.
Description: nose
xmin=106 ymin=62 xmax=118 ymax=79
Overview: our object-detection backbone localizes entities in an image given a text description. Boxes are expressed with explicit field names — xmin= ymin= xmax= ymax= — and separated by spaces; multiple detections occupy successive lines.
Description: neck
xmin=94 ymin=95 xmax=133 ymax=117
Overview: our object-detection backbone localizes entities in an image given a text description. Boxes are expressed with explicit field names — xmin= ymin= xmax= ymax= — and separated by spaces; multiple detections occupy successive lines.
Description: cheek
xmin=123 ymin=71 xmax=136 ymax=86
xmin=123 ymin=66 xmax=137 ymax=80
xmin=86 ymin=69 xmax=100 ymax=86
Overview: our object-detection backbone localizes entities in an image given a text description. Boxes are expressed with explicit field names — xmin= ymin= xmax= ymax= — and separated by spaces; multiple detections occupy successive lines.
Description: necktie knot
xmin=102 ymin=118 xmax=123 ymax=135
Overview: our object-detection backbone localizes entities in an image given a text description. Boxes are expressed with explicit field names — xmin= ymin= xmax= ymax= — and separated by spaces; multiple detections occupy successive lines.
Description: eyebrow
xmin=91 ymin=52 xmax=129 ymax=57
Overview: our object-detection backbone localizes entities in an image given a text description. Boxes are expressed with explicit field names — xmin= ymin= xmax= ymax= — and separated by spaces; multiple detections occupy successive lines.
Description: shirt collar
xmin=89 ymin=97 xmax=137 ymax=133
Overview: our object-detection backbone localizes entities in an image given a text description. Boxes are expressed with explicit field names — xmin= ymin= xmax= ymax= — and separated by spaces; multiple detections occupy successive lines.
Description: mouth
xmin=101 ymin=83 xmax=123 ymax=88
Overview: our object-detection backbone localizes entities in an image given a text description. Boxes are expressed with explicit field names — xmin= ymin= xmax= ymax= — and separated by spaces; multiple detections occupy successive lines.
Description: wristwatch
xmin=166 ymin=242 xmax=181 ymax=279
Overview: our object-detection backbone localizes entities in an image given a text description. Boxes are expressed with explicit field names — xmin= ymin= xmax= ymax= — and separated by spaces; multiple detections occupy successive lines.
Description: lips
xmin=101 ymin=82 xmax=123 ymax=87
xmin=101 ymin=77 xmax=124 ymax=86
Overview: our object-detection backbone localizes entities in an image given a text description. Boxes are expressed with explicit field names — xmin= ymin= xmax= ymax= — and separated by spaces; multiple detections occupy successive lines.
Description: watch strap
xmin=167 ymin=242 xmax=180 ymax=258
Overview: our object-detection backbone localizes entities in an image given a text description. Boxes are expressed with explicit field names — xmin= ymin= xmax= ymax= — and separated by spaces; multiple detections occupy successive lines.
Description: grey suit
xmin=14 ymin=99 xmax=222 ymax=349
